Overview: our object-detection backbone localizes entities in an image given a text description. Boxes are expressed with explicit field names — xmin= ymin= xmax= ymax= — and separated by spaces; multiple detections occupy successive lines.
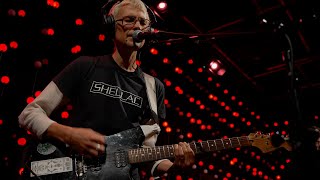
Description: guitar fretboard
xmin=128 ymin=136 xmax=251 ymax=163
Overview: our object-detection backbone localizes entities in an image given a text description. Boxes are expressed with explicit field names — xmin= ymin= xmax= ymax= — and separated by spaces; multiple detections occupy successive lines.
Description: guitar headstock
xmin=248 ymin=132 xmax=292 ymax=153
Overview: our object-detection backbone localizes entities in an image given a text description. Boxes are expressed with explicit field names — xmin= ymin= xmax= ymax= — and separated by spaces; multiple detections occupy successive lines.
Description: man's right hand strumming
xmin=45 ymin=123 xmax=106 ymax=158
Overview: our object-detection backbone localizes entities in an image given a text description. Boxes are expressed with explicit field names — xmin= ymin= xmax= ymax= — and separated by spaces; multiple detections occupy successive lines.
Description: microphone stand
xmin=281 ymin=32 xmax=303 ymax=150
xmin=279 ymin=28 xmax=311 ymax=179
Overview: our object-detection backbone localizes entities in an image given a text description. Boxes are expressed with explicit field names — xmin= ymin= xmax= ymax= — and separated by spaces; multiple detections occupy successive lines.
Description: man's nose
xmin=132 ymin=19 xmax=145 ymax=29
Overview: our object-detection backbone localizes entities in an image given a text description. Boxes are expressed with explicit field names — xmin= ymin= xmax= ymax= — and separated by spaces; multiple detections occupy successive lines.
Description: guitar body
xmin=22 ymin=126 xmax=145 ymax=180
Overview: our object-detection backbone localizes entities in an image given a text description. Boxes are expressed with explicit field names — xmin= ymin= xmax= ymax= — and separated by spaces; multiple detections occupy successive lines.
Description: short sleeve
xmin=53 ymin=56 xmax=94 ymax=97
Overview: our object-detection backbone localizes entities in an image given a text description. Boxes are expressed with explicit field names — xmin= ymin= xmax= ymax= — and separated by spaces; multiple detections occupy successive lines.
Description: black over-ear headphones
xmin=101 ymin=0 xmax=157 ymax=38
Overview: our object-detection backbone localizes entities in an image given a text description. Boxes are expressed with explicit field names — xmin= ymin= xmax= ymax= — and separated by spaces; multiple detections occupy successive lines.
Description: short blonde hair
xmin=109 ymin=0 xmax=149 ymax=20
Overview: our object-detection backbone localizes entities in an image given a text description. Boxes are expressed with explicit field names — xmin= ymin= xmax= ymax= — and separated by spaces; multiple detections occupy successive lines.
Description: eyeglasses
xmin=115 ymin=16 xmax=151 ymax=29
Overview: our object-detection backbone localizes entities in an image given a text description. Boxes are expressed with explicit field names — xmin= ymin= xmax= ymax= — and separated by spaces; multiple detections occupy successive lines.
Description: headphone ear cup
xmin=103 ymin=14 xmax=115 ymax=38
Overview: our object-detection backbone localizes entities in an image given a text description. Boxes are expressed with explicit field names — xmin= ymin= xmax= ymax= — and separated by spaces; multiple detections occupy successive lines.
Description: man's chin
xmin=124 ymin=38 xmax=144 ymax=50
xmin=133 ymin=41 xmax=143 ymax=48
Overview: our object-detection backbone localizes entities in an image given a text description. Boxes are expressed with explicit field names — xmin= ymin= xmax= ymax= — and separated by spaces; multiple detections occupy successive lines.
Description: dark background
xmin=1 ymin=0 xmax=319 ymax=179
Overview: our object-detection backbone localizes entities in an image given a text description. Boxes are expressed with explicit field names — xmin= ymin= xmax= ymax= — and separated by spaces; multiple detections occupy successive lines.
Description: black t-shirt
xmin=53 ymin=54 xmax=166 ymax=136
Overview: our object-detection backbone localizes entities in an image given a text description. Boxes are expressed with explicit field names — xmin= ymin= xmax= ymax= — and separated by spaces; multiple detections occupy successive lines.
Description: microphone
xmin=132 ymin=29 xmax=160 ymax=42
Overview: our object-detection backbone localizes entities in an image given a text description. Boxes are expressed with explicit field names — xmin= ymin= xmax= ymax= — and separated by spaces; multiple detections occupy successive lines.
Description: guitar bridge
xmin=75 ymin=154 xmax=106 ymax=177
xmin=75 ymin=156 xmax=87 ymax=177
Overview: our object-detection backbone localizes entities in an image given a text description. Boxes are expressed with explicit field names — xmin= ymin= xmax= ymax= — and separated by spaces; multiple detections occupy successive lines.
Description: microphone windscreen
xmin=132 ymin=30 xmax=143 ymax=42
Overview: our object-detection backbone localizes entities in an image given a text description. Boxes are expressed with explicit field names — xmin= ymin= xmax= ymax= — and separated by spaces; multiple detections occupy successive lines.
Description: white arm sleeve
xmin=151 ymin=159 xmax=169 ymax=177
xmin=140 ymin=124 xmax=161 ymax=147
xmin=18 ymin=81 xmax=63 ymax=138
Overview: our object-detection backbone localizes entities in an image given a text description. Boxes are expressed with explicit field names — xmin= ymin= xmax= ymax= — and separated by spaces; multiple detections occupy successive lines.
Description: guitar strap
xmin=140 ymin=73 xmax=161 ymax=147
xmin=143 ymin=72 xmax=158 ymax=123
xmin=143 ymin=73 xmax=168 ymax=179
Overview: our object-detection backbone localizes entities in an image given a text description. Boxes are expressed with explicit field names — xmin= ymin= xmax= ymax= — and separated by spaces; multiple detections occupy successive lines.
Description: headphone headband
xmin=101 ymin=0 xmax=157 ymax=38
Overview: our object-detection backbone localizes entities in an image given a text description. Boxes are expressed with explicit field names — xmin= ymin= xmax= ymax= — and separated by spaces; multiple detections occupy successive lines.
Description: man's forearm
xmin=157 ymin=159 xmax=173 ymax=172
xmin=44 ymin=122 xmax=73 ymax=144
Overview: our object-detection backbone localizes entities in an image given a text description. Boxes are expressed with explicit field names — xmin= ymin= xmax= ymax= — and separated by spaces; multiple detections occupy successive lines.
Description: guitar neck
xmin=128 ymin=136 xmax=251 ymax=163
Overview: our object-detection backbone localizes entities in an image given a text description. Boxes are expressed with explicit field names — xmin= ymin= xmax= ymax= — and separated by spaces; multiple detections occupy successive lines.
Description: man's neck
xmin=112 ymin=50 xmax=138 ymax=72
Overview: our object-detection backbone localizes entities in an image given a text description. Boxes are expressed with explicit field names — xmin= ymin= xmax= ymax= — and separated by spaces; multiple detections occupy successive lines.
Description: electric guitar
xmin=22 ymin=126 xmax=292 ymax=180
